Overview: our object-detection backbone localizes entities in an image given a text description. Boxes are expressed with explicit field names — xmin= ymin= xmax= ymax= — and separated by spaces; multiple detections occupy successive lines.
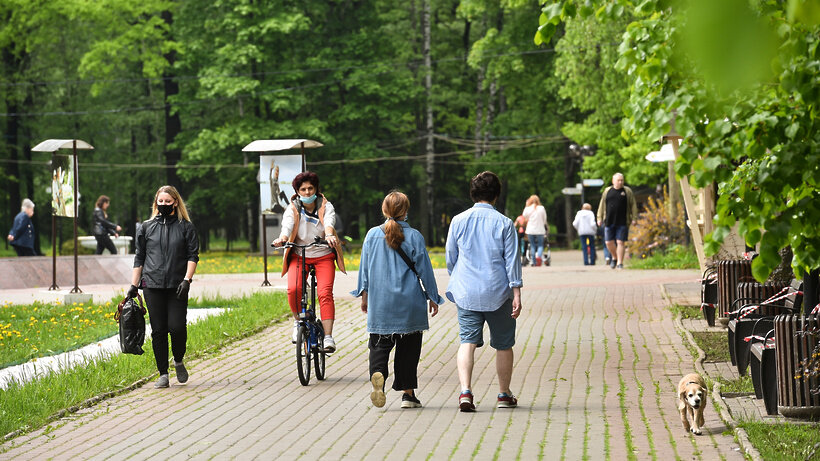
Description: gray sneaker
xmin=610 ymin=259 xmax=617 ymax=269
xmin=154 ymin=374 xmax=170 ymax=388
xmin=175 ymin=361 xmax=188 ymax=384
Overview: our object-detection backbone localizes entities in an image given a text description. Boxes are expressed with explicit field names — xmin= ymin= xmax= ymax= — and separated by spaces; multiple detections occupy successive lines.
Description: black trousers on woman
xmin=368 ymin=332 xmax=423 ymax=391
xmin=94 ymin=233 xmax=118 ymax=254
xmin=143 ymin=288 xmax=188 ymax=374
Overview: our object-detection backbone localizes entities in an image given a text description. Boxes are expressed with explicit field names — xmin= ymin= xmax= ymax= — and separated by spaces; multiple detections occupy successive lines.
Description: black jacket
xmin=134 ymin=215 xmax=199 ymax=289
xmin=93 ymin=208 xmax=118 ymax=236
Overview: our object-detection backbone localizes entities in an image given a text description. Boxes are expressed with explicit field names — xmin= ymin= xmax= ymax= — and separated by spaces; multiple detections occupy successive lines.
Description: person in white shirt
xmin=572 ymin=203 xmax=598 ymax=265
xmin=521 ymin=195 xmax=548 ymax=266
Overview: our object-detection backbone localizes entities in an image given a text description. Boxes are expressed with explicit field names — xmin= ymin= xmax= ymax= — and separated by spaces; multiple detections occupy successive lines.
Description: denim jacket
xmin=351 ymin=221 xmax=445 ymax=335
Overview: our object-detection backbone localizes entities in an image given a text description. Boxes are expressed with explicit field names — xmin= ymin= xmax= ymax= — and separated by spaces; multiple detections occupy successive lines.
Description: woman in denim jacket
xmin=351 ymin=191 xmax=444 ymax=409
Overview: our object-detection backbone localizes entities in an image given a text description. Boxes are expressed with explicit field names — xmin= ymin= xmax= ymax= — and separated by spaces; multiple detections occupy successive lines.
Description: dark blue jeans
xmin=580 ymin=235 xmax=596 ymax=265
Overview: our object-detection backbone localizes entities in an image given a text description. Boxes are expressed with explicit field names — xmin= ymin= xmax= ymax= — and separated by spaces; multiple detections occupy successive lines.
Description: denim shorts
xmin=457 ymin=298 xmax=516 ymax=350
xmin=604 ymin=225 xmax=629 ymax=242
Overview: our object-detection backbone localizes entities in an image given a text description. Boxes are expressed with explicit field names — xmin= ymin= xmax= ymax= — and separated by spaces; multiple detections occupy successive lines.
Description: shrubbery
xmin=627 ymin=188 xmax=687 ymax=259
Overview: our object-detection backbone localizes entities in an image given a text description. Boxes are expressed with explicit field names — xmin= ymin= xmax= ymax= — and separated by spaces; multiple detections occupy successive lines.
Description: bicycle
xmin=273 ymin=237 xmax=329 ymax=386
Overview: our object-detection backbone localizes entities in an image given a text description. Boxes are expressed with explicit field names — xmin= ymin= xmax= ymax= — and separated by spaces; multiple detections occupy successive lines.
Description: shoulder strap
xmin=381 ymin=224 xmax=431 ymax=301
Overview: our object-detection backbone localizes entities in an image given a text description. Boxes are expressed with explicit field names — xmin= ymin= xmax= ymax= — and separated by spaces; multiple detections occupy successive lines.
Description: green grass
xmin=690 ymin=331 xmax=730 ymax=362
xmin=197 ymin=247 xmax=446 ymax=274
xmin=629 ymin=244 xmax=699 ymax=270
xmin=670 ymin=304 xmax=703 ymax=321
xmin=712 ymin=375 xmax=755 ymax=394
xmin=740 ymin=421 xmax=820 ymax=460
xmin=0 ymin=299 xmax=120 ymax=367
xmin=0 ymin=290 xmax=289 ymax=438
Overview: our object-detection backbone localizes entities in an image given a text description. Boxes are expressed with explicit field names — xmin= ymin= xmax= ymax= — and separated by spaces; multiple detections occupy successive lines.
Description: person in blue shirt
xmin=446 ymin=171 xmax=523 ymax=412
xmin=352 ymin=191 xmax=444 ymax=409
xmin=7 ymin=199 xmax=36 ymax=257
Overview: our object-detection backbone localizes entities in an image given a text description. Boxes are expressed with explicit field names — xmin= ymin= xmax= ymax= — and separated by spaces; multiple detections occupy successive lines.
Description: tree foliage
xmin=536 ymin=0 xmax=820 ymax=281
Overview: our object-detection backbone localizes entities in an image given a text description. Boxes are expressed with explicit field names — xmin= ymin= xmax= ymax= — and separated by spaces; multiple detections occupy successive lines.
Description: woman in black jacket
xmin=93 ymin=195 xmax=122 ymax=254
xmin=128 ymin=185 xmax=199 ymax=388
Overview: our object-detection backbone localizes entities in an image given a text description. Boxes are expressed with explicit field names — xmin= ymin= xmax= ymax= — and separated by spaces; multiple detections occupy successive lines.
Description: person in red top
xmin=513 ymin=214 xmax=529 ymax=267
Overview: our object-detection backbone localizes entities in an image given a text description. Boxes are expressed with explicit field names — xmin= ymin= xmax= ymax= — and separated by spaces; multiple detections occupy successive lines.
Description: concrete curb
xmin=661 ymin=284 xmax=762 ymax=461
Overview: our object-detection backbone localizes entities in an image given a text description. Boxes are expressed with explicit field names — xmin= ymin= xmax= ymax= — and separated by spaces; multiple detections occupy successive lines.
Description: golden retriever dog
xmin=678 ymin=373 xmax=707 ymax=435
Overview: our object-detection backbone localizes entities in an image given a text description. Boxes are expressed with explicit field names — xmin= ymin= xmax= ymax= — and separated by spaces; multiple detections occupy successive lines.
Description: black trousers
xmin=94 ymin=234 xmax=117 ymax=254
xmin=13 ymin=245 xmax=36 ymax=256
xmin=143 ymin=288 xmax=188 ymax=374
xmin=368 ymin=332 xmax=422 ymax=391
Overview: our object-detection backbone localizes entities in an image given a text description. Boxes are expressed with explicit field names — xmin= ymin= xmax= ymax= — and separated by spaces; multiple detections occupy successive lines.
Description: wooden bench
xmin=727 ymin=280 xmax=800 ymax=376
xmin=700 ymin=267 xmax=718 ymax=326
xmin=749 ymin=327 xmax=777 ymax=415
xmin=776 ymin=313 xmax=820 ymax=418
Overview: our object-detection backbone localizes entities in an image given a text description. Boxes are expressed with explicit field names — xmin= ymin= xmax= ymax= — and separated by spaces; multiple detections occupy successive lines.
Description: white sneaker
xmin=292 ymin=322 xmax=299 ymax=344
xmin=324 ymin=335 xmax=336 ymax=353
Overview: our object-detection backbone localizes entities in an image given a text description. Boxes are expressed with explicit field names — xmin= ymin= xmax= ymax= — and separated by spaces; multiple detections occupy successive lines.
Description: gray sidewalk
xmin=0 ymin=251 xmax=745 ymax=460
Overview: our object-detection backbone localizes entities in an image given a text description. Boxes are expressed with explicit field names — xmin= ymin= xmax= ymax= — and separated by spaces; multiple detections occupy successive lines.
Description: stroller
xmin=523 ymin=236 xmax=551 ymax=267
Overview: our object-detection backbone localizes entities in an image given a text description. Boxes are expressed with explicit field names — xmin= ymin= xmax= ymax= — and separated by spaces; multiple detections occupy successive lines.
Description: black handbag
xmin=115 ymin=294 xmax=147 ymax=355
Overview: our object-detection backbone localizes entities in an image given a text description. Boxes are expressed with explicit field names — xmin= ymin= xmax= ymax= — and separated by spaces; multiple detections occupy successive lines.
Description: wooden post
xmin=669 ymin=137 xmax=706 ymax=273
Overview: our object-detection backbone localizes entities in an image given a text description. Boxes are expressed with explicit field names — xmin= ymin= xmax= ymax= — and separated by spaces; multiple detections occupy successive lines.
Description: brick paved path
xmin=1 ymin=252 xmax=744 ymax=460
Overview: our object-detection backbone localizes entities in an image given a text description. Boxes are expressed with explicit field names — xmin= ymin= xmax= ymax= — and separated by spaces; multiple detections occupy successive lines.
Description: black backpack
xmin=116 ymin=294 xmax=147 ymax=355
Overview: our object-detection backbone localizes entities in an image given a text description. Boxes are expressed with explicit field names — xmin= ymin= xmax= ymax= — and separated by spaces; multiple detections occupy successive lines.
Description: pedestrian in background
xmin=93 ymin=195 xmax=122 ymax=255
xmin=446 ymin=171 xmax=523 ymax=412
xmin=352 ymin=191 xmax=443 ymax=409
xmin=129 ymin=185 xmax=199 ymax=388
xmin=521 ymin=195 xmax=548 ymax=266
xmin=597 ymin=173 xmax=637 ymax=269
xmin=7 ymin=199 xmax=36 ymax=257
xmin=573 ymin=203 xmax=597 ymax=265
xmin=513 ymin=214 xmax=529 ymax=266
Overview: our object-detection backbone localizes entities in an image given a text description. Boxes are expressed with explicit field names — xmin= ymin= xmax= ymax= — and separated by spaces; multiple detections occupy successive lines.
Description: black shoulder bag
xmin=381 ymin=224 xmax=431 ymax=301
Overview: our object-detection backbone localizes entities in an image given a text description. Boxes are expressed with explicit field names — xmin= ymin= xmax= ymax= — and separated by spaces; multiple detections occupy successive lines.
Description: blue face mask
xmin=299 ymin=194 xmax=317 ymax=204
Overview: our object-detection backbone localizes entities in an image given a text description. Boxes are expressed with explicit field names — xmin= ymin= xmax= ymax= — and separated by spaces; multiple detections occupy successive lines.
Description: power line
xmin=0 ymin=42 xmax=616 ymax=88
xmin=0 ymin=137 xmax=567 ymax=170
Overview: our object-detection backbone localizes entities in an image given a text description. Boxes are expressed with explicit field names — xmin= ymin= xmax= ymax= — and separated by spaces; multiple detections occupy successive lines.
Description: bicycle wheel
xmin=314 ymin=322 xmax=326 ymax=380
xmin=296 ymin=325 xmax=311 ymax=385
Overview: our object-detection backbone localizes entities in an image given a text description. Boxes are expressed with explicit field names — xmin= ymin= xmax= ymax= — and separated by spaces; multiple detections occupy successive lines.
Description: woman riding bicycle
xmin=272 ymin=171 xmax=345 ymax=352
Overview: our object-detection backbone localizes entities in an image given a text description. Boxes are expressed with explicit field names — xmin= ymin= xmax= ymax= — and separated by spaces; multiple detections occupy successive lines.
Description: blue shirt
xmin=446 ymin=203 xmax=523 ymax=311
xmin=351 ymin=221 xmax=445 ymax=335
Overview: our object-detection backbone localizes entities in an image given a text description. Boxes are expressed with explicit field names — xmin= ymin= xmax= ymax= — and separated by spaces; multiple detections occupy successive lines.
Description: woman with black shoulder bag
xmin=351 ymin=191 xmax=444 ymax=409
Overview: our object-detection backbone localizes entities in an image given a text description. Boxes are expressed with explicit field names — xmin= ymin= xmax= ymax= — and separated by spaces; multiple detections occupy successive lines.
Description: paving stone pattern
xmin=0 ymin=252 xmax=745 ymax=460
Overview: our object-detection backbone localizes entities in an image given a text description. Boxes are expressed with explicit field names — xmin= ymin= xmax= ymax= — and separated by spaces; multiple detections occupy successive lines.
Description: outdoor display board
xmin=51 ymin=154 xmax=75 ymax=217
xmin=259 ymin=154 xmax=301 ymax=215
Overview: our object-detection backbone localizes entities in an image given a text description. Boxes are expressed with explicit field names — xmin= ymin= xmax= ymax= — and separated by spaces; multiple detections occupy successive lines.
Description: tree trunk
xmin=423 ymin=0 xmax=434 ymax=243
xmin=161 ymin=10 xmax=183 ymax=193
xmin=475 ymin=66 xmax=484 ymax=158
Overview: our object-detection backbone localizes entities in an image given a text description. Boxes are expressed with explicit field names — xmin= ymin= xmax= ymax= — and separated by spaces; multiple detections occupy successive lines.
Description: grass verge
xmin=670 ymin=304 xmax=702 ymax=321
xmin=690 ymin=331 xmax=730 ymax=363
xmin=196 ymin=248 xmax=446 ymax=274
xmin=629 ymin=244 xmax=699 ymax=270
xmin=0 ymin=290 xmax=288 ymax=439
xmin=739 ymin=421 xmax=820 ymax=460
xmin=713 ymin=375 xmax=755 ymax=394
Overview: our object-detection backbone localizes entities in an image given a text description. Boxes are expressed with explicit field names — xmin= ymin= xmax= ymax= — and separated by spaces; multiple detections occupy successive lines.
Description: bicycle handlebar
xmin=271 ymin=236 xmax=329 ymax=250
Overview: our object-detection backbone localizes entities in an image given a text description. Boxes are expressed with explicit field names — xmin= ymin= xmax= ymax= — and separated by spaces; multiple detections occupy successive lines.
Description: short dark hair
xmin=470 ymin=171 xmax=501 ymax=203
xmin=292 ymin=171 xmax=320 ymax=192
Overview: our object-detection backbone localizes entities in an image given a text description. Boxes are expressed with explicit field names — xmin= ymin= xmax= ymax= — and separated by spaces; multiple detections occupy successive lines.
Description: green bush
xmin=627 ymin=188 xmax=687 ymax=260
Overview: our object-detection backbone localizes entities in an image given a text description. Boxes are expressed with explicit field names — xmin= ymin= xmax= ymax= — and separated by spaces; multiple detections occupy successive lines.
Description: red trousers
xmin=286 ymin=252 xmax=336 ymax=320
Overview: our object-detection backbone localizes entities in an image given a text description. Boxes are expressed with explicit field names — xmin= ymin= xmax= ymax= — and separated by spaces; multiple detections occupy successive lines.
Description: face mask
xmin=157 ymin=204 xmax=174 ymax=216
xmin=299 ymin=194 xmax=317 ymax=204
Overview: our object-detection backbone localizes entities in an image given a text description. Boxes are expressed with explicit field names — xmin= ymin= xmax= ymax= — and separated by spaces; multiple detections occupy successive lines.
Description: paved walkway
xmin=0 ymin=251 xmax=745 ymax=460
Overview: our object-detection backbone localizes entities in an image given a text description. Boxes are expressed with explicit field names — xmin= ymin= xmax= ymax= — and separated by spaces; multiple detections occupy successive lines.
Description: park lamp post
xmin=563 ymin=143 xmax=596 ymax=244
